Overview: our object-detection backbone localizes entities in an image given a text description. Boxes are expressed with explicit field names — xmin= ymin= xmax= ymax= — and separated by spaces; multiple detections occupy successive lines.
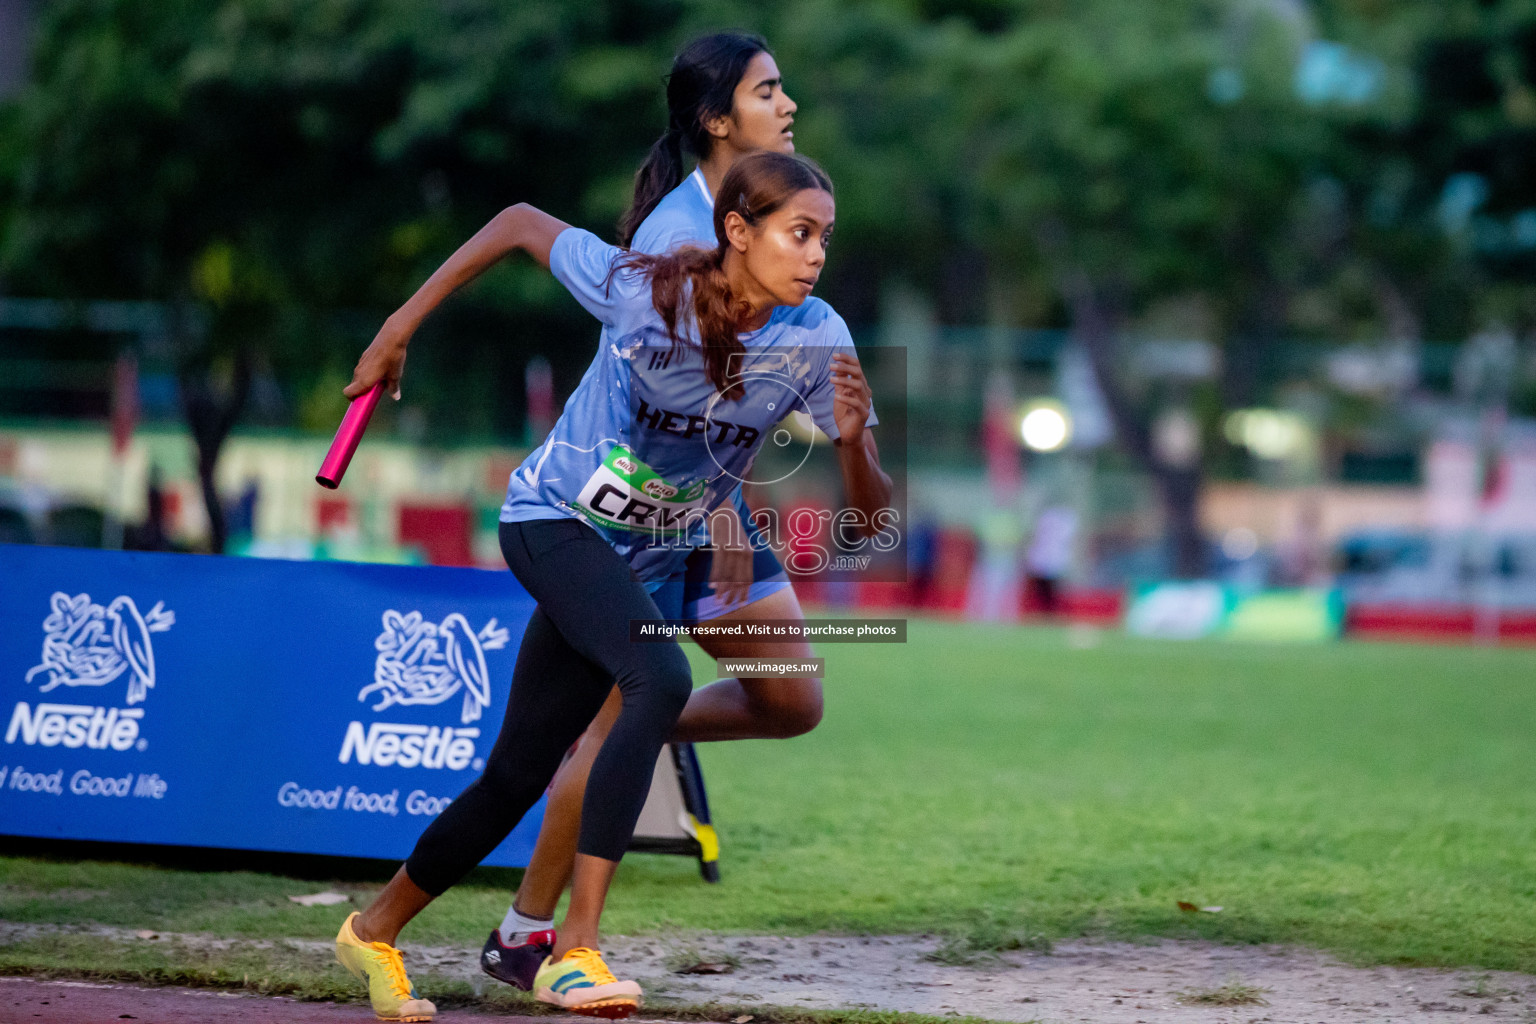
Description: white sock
xmin=498 ymin=905 xmax=554 ymax=943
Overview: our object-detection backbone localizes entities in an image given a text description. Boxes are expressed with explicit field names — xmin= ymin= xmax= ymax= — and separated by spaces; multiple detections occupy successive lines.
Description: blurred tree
xmin=1274 ymin=1 xmax=1536 ymax=450
xmin=903 ymin=0 xmax=1344 ymax=576
xmin=1333 ymin=0 xmax=1536 ymax=334
xmin=0 ymin=0 xmax=687 ymax=549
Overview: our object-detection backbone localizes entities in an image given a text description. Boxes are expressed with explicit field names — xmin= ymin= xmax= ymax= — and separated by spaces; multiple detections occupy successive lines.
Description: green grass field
xmin=4 ymin=620 xmax=1535 ymax=984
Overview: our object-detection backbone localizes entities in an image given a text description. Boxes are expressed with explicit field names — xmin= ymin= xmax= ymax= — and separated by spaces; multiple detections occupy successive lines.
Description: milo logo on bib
xmin=574 ymin=446 xmax=709 ymax=534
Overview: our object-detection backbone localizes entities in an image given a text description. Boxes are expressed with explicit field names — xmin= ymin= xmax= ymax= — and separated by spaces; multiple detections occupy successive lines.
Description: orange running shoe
xmin=334 ymin=912 xmax=436 ymax=1022
xmin=533 ymin=946 xmax=642 ymax=1018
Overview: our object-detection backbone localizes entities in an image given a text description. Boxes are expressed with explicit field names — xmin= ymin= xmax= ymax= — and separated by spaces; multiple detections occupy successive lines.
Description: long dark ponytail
xmin=618 ymin=152 xmax=833 ymax=401
xmin=617 ymin=32 xmax=770 ymax=247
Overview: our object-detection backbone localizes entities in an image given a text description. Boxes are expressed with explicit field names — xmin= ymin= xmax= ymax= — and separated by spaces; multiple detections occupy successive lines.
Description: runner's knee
xmin=752 ymin=681 xmax=823 ymax=738
xmin=615 ymin=646 xmax=693 ymax=723
xmin=644 ymin=662 xmax=694 ymax=721
xmin=774 ymin=690 xmax=823 ymax=737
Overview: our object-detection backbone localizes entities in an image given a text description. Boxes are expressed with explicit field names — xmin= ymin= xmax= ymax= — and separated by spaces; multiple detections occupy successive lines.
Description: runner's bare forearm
xmin=835 ymin=431 xmax=892 ymax=536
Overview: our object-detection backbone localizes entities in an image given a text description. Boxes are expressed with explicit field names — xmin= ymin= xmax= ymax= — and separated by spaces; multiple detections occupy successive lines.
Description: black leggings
xmin=404 ymin=518 xmax=693 ymax=896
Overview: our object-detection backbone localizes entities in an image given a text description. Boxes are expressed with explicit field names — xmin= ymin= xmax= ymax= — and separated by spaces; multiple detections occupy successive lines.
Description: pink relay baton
xmin=316 ymin=382 xmax=384 ymax=489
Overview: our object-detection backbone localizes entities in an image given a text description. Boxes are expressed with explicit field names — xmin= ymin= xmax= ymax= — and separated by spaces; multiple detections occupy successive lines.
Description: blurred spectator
xmin=905 ymin=509 xmax=938 ymax=607
xmin=1026 ymin=505 xmax=1077 ymax=614
xmin=226 ymin=479 xmax=260 ymax=545
xmin=1275 ymin=495 xmax=1327 ymax=587
xmin=125 ymin=465 xmax=169 ymax=552
xmin=967 ymin=505 xmax=1025 ymax=622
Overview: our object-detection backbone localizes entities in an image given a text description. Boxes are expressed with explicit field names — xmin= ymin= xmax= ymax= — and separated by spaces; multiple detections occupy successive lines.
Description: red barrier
xmin=1346 ymin=604 xmax=1536 ymax=643
xmin=1050 ymin=589 xmax=1124 ymax=623
xmin=854 ymin=582 xmax=918 ymax=608
xmin=397 ymin=503 xmax=475 ymax=567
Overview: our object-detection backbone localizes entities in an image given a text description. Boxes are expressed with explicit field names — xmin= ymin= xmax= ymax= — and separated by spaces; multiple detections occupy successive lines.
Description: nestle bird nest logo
xmin=359 ymin=610 xmax=510 ymax=724
xmin=25 ymin=592 xmax=176 ymax=705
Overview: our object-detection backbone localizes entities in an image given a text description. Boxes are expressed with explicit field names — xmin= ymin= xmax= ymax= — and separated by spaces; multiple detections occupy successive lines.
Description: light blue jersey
xmin=632 ymin=167 xmax=716 ymax=256
xmin=500 ymin=227 xmax=862 ymax=585
xmin=632 ymin=169 xmax=754 ymax=543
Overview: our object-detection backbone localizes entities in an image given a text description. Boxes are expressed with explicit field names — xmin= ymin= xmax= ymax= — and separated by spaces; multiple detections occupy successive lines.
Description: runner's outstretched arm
xmin=345 ymin=204 xmax=570 ymax=400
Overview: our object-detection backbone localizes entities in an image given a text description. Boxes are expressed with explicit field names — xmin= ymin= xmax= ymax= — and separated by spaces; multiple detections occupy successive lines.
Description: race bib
xmin=573 ymin=446 xmax=709 ymax=534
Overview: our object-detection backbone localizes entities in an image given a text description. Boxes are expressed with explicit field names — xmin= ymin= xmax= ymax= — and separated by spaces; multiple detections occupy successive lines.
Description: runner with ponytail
xmin=480 ymin=33 xmax=860 ymax=991
xmin=618 ymin=32 xmax=793 ymax=247
xmin=333 ymin=150 xmax=889 ymax=1022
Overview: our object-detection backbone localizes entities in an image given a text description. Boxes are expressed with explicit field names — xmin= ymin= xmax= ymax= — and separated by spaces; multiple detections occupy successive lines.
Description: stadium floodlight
xmin=1019 ymin=401 xmax=1071 ymax=452
xmin=1224 ymin=409 xmax=1309 ymax=460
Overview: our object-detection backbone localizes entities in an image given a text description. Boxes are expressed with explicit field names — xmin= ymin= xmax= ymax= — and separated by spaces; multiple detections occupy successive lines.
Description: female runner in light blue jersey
xmin=332 ymin=152 xmax=890 ymax=1022
xmin=480 ymin=34 xmax=857 ymax=985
